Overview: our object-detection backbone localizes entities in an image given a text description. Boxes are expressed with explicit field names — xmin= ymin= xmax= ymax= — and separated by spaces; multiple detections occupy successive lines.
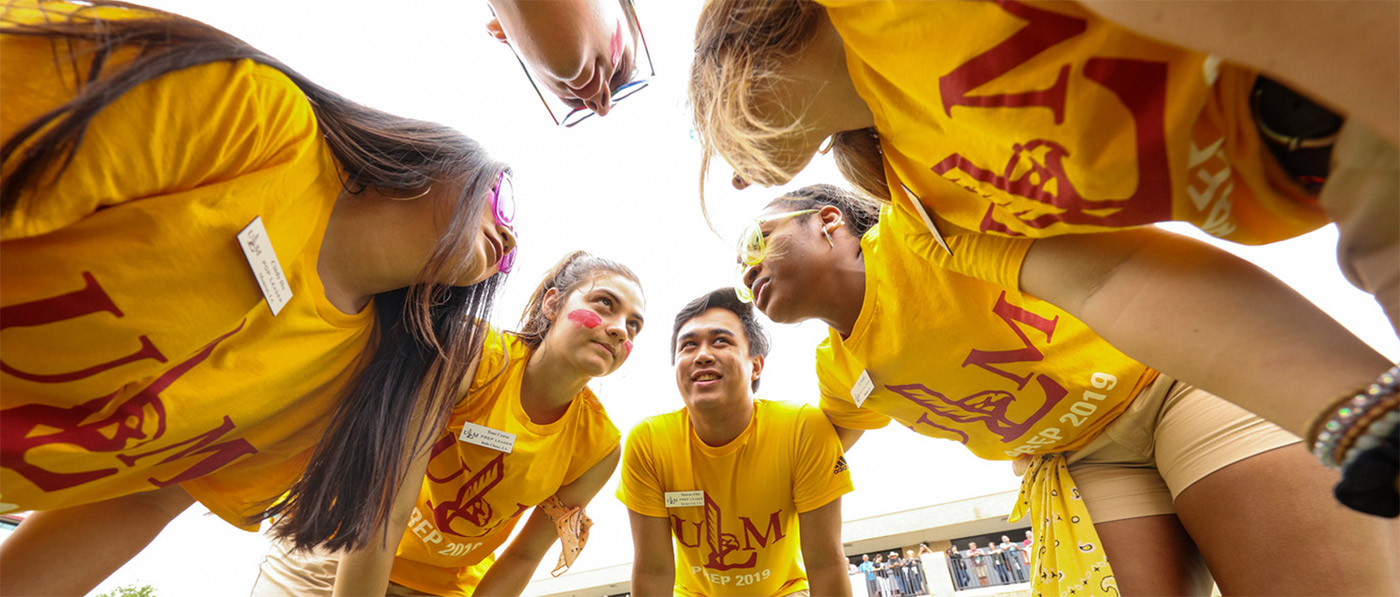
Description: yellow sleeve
xmin=817 ymin=369 xmax=891 ymax=431
xmin=882 ymin=203 xmax=1034 ymax=292
xmin=616 ymin=420 xmax=667 ymax=518
xmin=2 ymin=57 xmax=322 ymax=240
xmin=791 ymin=405 xmax=854 ymax=513
xmin=562 ymin=399 xmax=621 ymax=487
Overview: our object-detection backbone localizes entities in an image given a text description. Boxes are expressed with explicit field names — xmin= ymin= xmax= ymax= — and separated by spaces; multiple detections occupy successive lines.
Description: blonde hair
xmin=689 ymin=0 xmax=893 ymax=207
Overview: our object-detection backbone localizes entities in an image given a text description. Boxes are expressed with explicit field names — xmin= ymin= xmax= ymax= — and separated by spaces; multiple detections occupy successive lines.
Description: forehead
xmin=677 ymin=308 xmax=745 ymax=340
xmin=756 ymin=204 xmax=795 ymax=222
xmin=574 ymin=273 xmax=645 ymax=310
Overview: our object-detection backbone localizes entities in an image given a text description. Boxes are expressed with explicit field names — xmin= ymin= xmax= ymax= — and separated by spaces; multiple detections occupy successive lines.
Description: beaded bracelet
xmin=1308 ymin=365 xmax=1400 ymax=471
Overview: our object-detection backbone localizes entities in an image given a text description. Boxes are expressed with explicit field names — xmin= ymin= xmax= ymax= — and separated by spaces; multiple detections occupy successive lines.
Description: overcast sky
xmin=75 ymin=1 xmax=1400 ymax=595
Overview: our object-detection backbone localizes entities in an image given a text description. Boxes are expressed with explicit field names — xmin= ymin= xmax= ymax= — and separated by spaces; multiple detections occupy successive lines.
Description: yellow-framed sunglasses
xmin=734 ymin=209 xmax=817 ymax=303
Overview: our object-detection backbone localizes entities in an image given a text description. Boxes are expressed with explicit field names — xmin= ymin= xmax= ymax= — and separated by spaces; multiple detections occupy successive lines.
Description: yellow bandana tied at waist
xmin=1010 ymin=454 xmax=1118 ymax=596
xmin=540 ymin=495 xmax=593 ymax=577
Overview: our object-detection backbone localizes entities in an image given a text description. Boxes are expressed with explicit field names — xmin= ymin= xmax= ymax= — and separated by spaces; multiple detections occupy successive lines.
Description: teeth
xmin=695 ymin=374 xmax=719 ymax=382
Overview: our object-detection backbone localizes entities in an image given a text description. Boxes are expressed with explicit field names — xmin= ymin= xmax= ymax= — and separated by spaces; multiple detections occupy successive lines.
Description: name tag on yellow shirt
xmin=665 ymin=491 xmax=704 ymax=508
xmin=852 ymin=370 xmax=874 ymax=408
xmin=237 ymin=217 xmax=293 ymax=316
xmin=458 ymin=422 xmax=516 ymax=453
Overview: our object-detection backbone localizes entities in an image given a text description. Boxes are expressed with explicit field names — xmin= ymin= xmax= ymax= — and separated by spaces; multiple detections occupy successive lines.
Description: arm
xmin=798 ymin=498 xmax=851 ymax=597
xmin=473 ymin=446 xmax=622 ymax=596
xmin=1020 ymin=227 xmax=1392 ymax=437
xmin=628 ymin=509 xmax=676 ymax=596
xmin=0 ymin=484 xmax=195 ymax=596
xmin=831 ymin=421 xmax=865 ymax=452
xmin=332 ymin=355 xmax=485 ymax=596
xmin=330 ymin=441 xmax=434 ymax=597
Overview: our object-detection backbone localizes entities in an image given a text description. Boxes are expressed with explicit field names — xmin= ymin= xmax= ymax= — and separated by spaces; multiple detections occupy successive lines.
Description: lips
xmin=484 ymin=233 xmax=504 ymax=268
xmin=752 ymin=278 xmax=771 ymax=309
xmin=593 ymin=340 xmax=615 ymax=358
xmin=690 ymin=369 xmax=722 ymax=387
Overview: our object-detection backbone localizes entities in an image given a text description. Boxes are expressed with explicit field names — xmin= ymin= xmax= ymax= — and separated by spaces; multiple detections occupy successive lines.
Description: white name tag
xmin=237 ymin=217 xmax=292 ymax=316
xmin=851 ymin=370 xmax=874 ymax=408
xmin=458 ymin=422 xmax=516 ymax=453
xmin=665 ymin=490 xmax=704 ymax=508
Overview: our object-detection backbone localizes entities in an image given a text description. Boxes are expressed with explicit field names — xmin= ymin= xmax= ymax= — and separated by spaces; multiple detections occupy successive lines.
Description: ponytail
xmin=831 ymin=127 xmax=891 ymax=202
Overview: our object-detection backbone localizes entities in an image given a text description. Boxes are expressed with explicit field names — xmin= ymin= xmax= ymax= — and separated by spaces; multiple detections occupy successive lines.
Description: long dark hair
xmin=2 ymin=2 xmax=507 ymax=551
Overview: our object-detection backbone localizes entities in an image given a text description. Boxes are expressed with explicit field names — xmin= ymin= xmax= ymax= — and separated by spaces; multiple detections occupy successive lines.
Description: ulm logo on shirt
xmin=671 ymin=494 xmax=785 ymax=571
xmin=890 ymin=292 xmax=1069 ymax=446
xmin=1 ymin=272 xmax=257 ymax=502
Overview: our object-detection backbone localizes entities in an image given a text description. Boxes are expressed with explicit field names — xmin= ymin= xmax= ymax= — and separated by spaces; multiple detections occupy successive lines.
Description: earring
xmin=385 ymin=186 xmax=432 ymax=201
xmin=824 ymin=228 xmax=834 ymax=248
xmin=817 ymin=135 xmax=836 ymax=155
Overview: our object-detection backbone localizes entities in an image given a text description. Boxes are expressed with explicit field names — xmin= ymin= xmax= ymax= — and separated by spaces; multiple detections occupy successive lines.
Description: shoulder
xmin=757 ymin=399 xmax=812 ymax=432
xmin=470 ymin=326 xmax=521 ymax=384
xmin=626 ymin=409 xmax=687 ymax=444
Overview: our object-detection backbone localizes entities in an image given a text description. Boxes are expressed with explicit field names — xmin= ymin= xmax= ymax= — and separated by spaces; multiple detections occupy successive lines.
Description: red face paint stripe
xmin=624 ymin=341 xmax=633 ymax=357
xmin=567 ymin=309 xmax=602 ymax=329
xmin=610 ymin=20 xmax=624 ymax=70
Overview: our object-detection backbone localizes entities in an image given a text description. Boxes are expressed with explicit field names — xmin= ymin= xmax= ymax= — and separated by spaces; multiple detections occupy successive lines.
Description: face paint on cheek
xmin=567 ymin=309 xmax=602 ymax=329
xmin=610 ymin=20 xmax=623 ymax=69
xmin=623 ymin=340 xmax=633 ymax=357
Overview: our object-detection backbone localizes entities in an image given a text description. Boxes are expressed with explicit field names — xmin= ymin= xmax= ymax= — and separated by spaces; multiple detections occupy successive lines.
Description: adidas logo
xmin=833 ymin=455 xmax=849 ymax=474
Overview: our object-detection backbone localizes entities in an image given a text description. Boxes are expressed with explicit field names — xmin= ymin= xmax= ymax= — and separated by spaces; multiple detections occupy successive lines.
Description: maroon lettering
xmin=932 ymin=4 xmax=1175 ymax=233
xmin=939 ymin=0 xmax=1085 ymax=123
xmin=424 ymin=435 xmax=466 ymax=484
xmin=1080 ymin=57 xmax=1172 ymax=222
xmin=672 ymin=514 xmax=702 ymax=549
xmin=116 ymin=415 xmax=256 ymax=487
xmin=911 ymin=413 xmax=970 ymax=445
xmin=1 ymin=272 xmax=168 ymax=383
xmin=430 ymin=453 xmax=505 ymax=536
xmin=703 ymin=494 xmax=756 ymax=570
xmin=0 ymin=321 xmax=245 ymax=492
xmin=962 ymin=292 xmax=1059 ymax=389
xmin=739 ymin=509 xmax=786 ymax=551
xmin=888 ymin=377 xmax=1068 ymax=443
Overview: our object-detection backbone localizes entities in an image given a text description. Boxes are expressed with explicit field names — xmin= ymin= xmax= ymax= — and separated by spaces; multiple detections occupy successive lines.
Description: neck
xmin=519 ymin=342 xmax=591 ymax=425
xmin=319 ymin=188 xmax=438 ymax=314
xmin=802 ymin=12 xmax=876 ymax=139
xmin=689 ymin=395 xmax=756 ymax=447
xmin=817 ymin=238 xmax=868 ymax=338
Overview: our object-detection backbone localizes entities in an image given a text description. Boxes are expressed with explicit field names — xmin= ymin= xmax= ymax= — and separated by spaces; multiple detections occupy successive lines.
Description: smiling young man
xmin=618 ymin=288 xmax=853 ymax=597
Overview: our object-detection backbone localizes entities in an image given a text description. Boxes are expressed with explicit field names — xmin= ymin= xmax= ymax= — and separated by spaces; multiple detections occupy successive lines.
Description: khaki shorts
xmin=249 ymin=536 xmax=437 ymax=597
xmin=1065 ymin=375 xmax=1300 ymax=523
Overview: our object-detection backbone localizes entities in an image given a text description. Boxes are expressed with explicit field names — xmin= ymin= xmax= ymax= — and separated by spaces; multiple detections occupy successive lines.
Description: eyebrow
xmin=596 ymin=288 xmax=645 ymax=326
xmin=677 ymin=327 xmax=735 ymax=343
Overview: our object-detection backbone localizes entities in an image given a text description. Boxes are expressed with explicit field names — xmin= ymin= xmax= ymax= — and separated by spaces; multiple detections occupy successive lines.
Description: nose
xmin=604 ymin=314 xmax=627 ymax=340
xmin=691 ymin=343 xmax=715 ymax=366
xmin=497 ymin=223 xmax=517 ymax=255
xmin=583 ymin=82 xmax=613 ymax=116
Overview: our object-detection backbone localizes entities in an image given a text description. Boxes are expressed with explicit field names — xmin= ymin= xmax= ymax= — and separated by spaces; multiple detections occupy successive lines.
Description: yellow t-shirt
xmin=816 ymin=216 xmax=1158 ymax=596
xmin=1 ymin=1 xmax=372 ymax=526
xmin=617 ymin=400 xmax=854 ymax=597
xmin=818 ymin=0 xmax=1327 ymax=245
xmin=816 ymin=217 xmax=1156 ymax=460
xmin=389 ymin=330 xmax=621 ymax=597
